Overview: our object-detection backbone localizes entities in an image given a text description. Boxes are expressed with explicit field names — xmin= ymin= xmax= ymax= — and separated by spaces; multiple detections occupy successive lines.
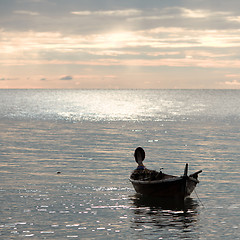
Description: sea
xmin=0 ymin=89 xmax=239 ymax=239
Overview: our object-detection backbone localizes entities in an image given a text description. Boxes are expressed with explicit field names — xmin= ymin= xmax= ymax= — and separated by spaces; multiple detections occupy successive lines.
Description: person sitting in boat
xmin=134 ymin=147 xmax=146 ymax=170
xmin=131 ymin=147 xmax=161 ymax=181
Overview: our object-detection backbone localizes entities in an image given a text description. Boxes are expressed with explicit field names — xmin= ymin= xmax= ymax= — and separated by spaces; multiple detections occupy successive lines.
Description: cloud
xmin=225 ymin=74 xmax=240 ymax=78
xmin=71 ymin=9 xmax=142 ymax=17
xmin=181 ymin=8 xmax=211 ymax=18
xmin=14 ymin=10 xmax=39 ymax=16
xmin=180 ymin=8 xmax=230 ymax=19
xmin=59 ymin=75 xmax=73 ymax=80
xmin=227 ymin=16 xmax=240 ymax=23
xmin=71 ymin=11 xmax=91 ymax=16
xmin=0 ymin=77 xmax=18 ymax=81
xmin=224 ymin=80 xmax=240 ymax=86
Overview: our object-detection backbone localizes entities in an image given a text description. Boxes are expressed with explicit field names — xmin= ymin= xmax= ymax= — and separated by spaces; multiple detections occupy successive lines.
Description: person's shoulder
xmin=136 ymin=165 xmax=145 ymax=170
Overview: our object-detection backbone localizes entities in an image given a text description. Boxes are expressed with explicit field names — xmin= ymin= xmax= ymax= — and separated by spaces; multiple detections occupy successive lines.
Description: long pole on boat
xmin=184 ymin=163 xmax=188 ymax=177
xmin=182 ymin=163 xmax=189 ymax=204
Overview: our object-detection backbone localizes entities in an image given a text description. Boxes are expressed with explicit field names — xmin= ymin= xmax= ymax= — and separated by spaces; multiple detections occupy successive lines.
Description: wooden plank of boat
xmin=130 ymin=176 xmax=186 ymax=198
xmin=130 ymin=167 xmax=201 ymax=199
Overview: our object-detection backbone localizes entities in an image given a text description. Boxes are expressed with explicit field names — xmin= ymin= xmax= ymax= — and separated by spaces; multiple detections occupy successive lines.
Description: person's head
xmin=134 ymin=147 xmax=145 ymax=165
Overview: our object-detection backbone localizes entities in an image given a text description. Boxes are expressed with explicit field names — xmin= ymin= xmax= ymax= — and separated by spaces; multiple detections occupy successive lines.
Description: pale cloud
xmin=14 ymin=10 xmax=39 ymax=16
xmin=181 ymin=8 xmax=230 ymax=19
xmin=181 ymin=8 xmax=211 ymax=18
xmin=224 ymin=80 xmax=240 ymax=86
xmin=71 ymin=9 xmax=142 ymax=17
xmin=226 ymin=16 xmax=240 ymax=22
xmin=146 ymin=51 xmax=180 ymax=57
xmin=87 ymin=49 xmax=140 ymax=56
xmin=225 ymin=74 xmax=240 ymax=78
xmin=71 ymin=11 xmax=92 ymax=16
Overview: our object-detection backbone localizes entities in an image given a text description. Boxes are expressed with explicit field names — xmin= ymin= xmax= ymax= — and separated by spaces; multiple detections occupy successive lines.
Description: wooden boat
xmin=130 ymin=147 xmax=202 ymax=199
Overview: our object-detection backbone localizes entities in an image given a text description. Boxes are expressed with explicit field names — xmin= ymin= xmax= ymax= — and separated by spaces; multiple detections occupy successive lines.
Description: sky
xmin=1 ymin=0 xmax=240 ymax=89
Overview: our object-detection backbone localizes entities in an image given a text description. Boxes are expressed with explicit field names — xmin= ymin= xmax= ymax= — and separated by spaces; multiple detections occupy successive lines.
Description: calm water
xmin=0 ymin=89 xmax=239 ymax=239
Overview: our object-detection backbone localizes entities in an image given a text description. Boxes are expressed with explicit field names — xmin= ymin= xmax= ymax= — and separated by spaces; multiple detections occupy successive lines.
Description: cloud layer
xmin=1 ymin=0 xmax=240 ymax=88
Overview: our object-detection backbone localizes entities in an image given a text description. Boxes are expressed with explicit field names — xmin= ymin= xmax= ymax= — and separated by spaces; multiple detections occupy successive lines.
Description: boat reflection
xmin=131 ymin=193 xmax=198 ymax=211
xmin=130 ymin=194 xmax=199 ymax=237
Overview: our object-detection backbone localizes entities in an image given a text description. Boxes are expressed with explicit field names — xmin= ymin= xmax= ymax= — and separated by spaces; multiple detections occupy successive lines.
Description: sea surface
xmin=0 ymin=89 xmax=239 ymax=239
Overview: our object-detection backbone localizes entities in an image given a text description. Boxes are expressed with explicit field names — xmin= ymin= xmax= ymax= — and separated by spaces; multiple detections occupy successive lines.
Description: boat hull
xmin=130 ymin=176 xmax=197 ymax=199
